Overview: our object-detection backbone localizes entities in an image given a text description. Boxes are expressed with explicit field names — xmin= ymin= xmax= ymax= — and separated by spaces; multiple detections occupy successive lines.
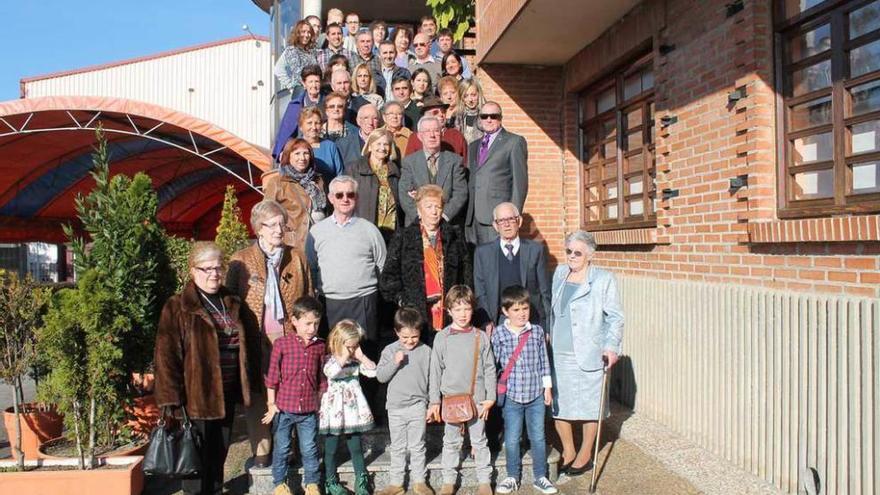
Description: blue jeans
xmin=502 ymin=396 xmax=548 ymax=480
xmin=272 ymin=411 xmax=320 ymax=486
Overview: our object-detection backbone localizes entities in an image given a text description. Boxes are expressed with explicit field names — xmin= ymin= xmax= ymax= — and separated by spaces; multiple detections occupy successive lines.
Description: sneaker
xmin=304 ymin=483 xmax=321 ymax=495
xmin=495 ymin=477 xmax=519 ymax=494
xmin=273 ymin=484 xmax=294 ymax=495
xmin=533 ymin=477 xmax=558 ymax=494
xmin=412 ymin=482 xmax=435 ymax=495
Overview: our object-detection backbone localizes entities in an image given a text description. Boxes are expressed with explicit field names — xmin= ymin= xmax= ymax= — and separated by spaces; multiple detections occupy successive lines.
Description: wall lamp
xmin=726 ymin=0 xmax=744 ymax=17
xmin=242 ymin=24 xmax=262 ymax=47
xmin=729 ymin=174 xmax=748 ymax=190
xmin=662 ymin=188 xmax=680 ymax=200
xmin=728 ymin=88 xmax=747 ymax=103
xmin=660 ymin=115 xmax=678 ymax=127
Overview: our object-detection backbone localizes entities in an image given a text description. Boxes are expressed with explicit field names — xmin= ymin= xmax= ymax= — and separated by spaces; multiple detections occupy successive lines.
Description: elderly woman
xmin=437 ymin=76 xmax=460 ymax=128
xmin=262 ymin=138 xmax=329 ymax=249
xmin=299 ymin=107 xmax=344 ymax=182
xmin=550 ymin=230 xmax=623 ymax=476
xmin=380 ymin=101 xmax=412 ymax=156
xmin=380 ymin=184 xmax=471 ymax=340
xmin=274 ymin=20 xmax=318 ymax=106
xmin=353 ymin=62 xmax=385 ymax=108
xmin=226 ymin=201 xmax=312 ymax=469
xmin=323 ymin=91 xmax=360 ymax=141
xmin=301 ymin=64 xmax=324 ymax=108
xmin=455 ymin=79 xmax=485 ymax=144
xmin=344 ymin=128 xmax=401 ymax=241
xmin=154 ymin=242 xmax=252 ymax=492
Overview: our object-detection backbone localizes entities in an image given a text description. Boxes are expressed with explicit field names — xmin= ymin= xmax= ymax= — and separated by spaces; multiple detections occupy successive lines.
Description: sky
xmin=0 ymin=0 xmax=269 ymax=101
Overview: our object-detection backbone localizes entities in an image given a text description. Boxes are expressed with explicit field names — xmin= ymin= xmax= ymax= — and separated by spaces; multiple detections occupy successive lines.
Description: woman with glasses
xmin=344 ymin=128 xmax=402 ymax=242
xmin=323 ymin=92 xmax=359 ymax=141
xmin=225 ymin=200 xmax=313 ymax=471
xmin=549 ymin=230 xmax=623 ymax=477
xmin=274 ymin=20 xmax=319 ymax=107
xmin=155 ymin=241 xmax=254 ymax=493
xmin=379 ymin=184 xmax=471 ymax=344
xmin=380 ymin=101 xmax=412 ymax=156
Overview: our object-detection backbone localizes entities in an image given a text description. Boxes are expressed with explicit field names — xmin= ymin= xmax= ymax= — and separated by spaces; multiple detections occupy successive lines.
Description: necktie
xmin=427 ymin=154 xmax=438 ymax=182
xmin=478 ymin=133 xmax=491 ymax=166
xmin=505 ymin=243 xmax=514 ymax=261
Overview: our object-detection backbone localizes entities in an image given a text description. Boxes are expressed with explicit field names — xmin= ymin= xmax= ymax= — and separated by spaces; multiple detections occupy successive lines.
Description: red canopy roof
xmin=0 ymin=96 xmax=271 ymax=243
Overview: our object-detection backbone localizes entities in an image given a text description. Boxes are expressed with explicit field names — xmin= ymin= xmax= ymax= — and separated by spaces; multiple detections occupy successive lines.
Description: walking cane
xmin=589 ymin=357 xmax=610 ymax=494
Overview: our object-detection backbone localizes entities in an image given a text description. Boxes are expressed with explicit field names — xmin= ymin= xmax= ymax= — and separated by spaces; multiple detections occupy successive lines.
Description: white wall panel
xmin=23 ymin=39 xmax=271 ymax=148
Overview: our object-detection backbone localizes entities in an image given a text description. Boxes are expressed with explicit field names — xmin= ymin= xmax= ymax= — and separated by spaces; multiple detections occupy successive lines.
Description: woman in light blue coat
xmin=549 ymin=230 xmax=623 ymax=477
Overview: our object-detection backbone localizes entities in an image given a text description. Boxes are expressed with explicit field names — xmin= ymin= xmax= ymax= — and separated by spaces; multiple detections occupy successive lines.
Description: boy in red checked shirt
xmin=263 ymin=296 xmax=327 ymax=495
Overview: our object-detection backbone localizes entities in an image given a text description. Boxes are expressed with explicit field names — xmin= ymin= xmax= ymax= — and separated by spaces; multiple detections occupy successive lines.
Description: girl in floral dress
xmin=320 ymin=319 xmax=377 ymax=495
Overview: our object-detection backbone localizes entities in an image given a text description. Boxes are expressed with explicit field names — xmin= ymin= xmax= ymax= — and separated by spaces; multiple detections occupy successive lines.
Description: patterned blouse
xmin=274 ymin=46 xmax=318 ymax=91
xmin=370 ymin=160 xmax=397 ymax=232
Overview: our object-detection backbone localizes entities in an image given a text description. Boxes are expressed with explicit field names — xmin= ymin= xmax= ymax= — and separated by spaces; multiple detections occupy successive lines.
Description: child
xmin=490 ymin=285 xmax=557 ymax=494
xmin=375 ymin=307 xmax=435 ymax=495
xmin=321 ymin=319 xmax=378 ymax=495
xmin=428 ymin=285 xmax=496 ymax=495
xmin=263 ymin=296 xmax=327 ymax=495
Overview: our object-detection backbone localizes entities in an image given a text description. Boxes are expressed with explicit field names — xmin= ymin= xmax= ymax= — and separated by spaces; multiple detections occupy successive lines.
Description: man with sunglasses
xmin=306 ymin=175 xmax=386 ymax=358
xmin=407 ymin=33 xmax=441 ymax=88
xmin=466 ymin=102 xmax=528 ymax=245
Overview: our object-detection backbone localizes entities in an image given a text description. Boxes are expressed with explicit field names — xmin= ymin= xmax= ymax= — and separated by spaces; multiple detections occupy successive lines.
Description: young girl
xmin=321 ymin=319 xmax=377 ymax=495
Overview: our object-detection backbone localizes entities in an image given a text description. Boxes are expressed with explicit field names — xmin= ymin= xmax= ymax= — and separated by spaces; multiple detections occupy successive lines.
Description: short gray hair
xmin=565 ymin=230 xmax=597 ymax=252
xmin=250 ymin=199 xmax=289 ymax=233
xmin=492 ymin=202 xmax=520 ymax=219
xmin=329 ymin=174 xmax=359 ymax=193
xmin=417 ymin=115 xmax=442 ymax=132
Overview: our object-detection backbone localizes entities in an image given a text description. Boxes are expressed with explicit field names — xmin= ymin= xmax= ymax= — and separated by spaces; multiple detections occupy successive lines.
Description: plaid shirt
xmin=317 ymin=47 xmax=356 ymax=72
xmin=490 ymin=321 xmax=552 ymax=404
xmin=265 ymin=334 xmax=327 ymax=414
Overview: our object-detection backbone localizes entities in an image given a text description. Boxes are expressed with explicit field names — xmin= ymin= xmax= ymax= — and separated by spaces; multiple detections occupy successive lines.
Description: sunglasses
xmin=333 ymin=191 xmax=357 ymax=199
xmin=565 ymin=248 xmax=585 ymax=258
xmin=479 ymin=113 xmax=501 ymax=120
xmin=413 ymin=42 xmax=428 ymax=47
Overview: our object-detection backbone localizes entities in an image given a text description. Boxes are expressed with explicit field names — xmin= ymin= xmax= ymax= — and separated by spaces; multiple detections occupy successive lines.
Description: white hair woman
xmin=550 ymin=230 xmax=623 ymax=476
xmin=225 ymin=200 xmax=312 ymax=469
xmin=154 ymin=241 xmax=252 ymax=493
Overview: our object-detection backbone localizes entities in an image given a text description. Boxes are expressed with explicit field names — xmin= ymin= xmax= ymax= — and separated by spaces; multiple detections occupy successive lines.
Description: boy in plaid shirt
xmin=263 ymin=296 xmax=327 ymax=495
xmin=490 ymin=285 xmax=557 ymax=494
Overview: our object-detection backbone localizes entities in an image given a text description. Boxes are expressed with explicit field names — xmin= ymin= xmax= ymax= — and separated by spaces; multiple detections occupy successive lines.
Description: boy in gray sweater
xmin=428 ymin=285 xmax=496 ymax=495
xmin=375 ymin=307 xmax=435 ymax=495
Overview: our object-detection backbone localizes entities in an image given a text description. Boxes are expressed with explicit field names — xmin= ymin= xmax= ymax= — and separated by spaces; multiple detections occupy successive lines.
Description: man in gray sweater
xmin=375 ymin=307 xmax=434 ymax=495
xmin=306 ymin=175 xmax=386 ymax=359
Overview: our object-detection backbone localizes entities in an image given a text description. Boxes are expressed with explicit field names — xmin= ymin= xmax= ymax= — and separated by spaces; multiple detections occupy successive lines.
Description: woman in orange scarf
xmin=379 ymin=184 xmax=472 ymax=342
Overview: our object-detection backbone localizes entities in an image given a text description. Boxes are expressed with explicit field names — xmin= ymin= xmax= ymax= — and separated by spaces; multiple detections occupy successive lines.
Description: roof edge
xmin=19 ymin=34 xmax=270 ymax=95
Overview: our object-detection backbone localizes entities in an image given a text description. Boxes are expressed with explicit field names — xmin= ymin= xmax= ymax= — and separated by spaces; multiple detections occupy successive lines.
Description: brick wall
xmin=474 ymin=0 xmax=880 ymax=298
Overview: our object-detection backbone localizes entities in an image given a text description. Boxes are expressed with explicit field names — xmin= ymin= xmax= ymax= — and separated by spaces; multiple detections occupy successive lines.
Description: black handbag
xmin=143 ymin=406 xmax=202 ymax=478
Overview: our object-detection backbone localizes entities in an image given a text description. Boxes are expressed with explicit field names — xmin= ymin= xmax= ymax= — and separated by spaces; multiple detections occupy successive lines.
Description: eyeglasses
xmin=565 ymin=248 xmax=585 ymax=258
xmin=413 ymin=42 xmax=428 ymax=47
xmin=194 ymin=266 xmax=223 ymax=275
xmin=493 ymin=215 xmax=520 ymax=225
xmin=326 ymin=103 xmax=345 ymax=109
xmin=261 ymin=221 xmax=285 ymax=231
xmin=333 ymin=191 xmax=357 ymax=199
xmin=479 ymin=113 xmax=502 ymax=120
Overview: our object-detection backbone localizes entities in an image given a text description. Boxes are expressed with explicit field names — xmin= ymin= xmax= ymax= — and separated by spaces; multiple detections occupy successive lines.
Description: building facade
xmin=475 ymin=0 xmax=879 ymax=493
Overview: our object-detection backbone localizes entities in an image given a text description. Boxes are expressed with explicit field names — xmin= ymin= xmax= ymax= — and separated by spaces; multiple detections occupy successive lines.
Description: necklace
xmin=199 ymin=291 xmax=227 ymax=316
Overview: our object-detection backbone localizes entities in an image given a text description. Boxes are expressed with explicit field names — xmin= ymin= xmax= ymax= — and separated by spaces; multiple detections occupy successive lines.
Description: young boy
xmin=375 ymin=307 xmax=435 ymax=495
xmin=263 ymin=296 xmax=327 ymax=495
xmin=428 ymin=285 xmax=496 ymax=495
xmin=491 ymin=285 xmax=557 ymax=494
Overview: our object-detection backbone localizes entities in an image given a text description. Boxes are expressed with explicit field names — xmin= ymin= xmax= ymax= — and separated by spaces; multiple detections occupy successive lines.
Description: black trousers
xmin=324 ymin=292 xmax=380 ymax=360
xmin=181 ymin=400 xmax=237 ymax=495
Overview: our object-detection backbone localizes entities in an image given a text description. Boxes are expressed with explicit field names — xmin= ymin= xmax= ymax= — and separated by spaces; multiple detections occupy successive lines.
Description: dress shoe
xmin=565 ymin=459 xmax=594 ymax=476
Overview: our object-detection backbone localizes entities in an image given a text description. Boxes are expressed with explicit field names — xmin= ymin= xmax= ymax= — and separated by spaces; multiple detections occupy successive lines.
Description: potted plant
xmin=0 ymin=271 xmax=56 ymax=464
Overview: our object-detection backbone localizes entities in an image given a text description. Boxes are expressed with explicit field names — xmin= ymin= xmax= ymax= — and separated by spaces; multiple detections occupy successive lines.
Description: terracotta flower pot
xmin=0 ymin=456 xmax=144 ymax=495
xmin=2 ymin=403 xmax=64 ymax=460
xmin=38 ymin=436 xmax=149 ymax=460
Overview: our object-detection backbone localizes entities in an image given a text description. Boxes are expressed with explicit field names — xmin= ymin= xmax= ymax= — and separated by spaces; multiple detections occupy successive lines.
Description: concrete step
xmin=247 ymin=425 xmax=560 ymax=494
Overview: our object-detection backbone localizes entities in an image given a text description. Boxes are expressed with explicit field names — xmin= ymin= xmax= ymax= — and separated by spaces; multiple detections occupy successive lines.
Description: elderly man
xmin=404 ymin=95 xmax=468 ymax=160
xmin=336 ymin=103 xmax=380 ymax=166
xmin=317 ymin=23 xmax=355 ymax=72
xmin=306 ymin=175 xmax=386 ymax=357
xmin=381 ymin=101 xmax=412 ymax=155
xmin=391 ymin=76 xmax=422 ymax=130
xmin=399 ymin=116 xmax=467 ymax=226
xmin=329 ymin=69 xmax=368 ymax=124
xmin=408 ymin=33 xmax=441 ymax=86
xmin=374 ymin=40 xmax=410 ymax=102
xmin=466 ymin=101 xmax=528 ymax=244
xmin=354 ymin=30 xmax=380 ymax=71
xmin=473 ymin=202 xmax=551 ymax=330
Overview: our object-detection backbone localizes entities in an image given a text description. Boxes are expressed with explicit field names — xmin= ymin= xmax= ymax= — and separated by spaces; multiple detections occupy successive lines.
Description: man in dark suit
xmin=466 ymin=101 xmax=528 ymax=245
xmin=473 ymin=202 xmax=551 ymax=331
xmin=398 ymin=116 xmax=468 ymax=226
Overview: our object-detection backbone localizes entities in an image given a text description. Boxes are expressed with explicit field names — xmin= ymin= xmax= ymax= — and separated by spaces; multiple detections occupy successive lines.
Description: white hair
xmin=565 ymin=230 xmax=597 ymax=252
xmin=329 ymin=174 xmax=359 ymax=193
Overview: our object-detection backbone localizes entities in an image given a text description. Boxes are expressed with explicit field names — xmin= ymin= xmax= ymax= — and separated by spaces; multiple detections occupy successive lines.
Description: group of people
xmin=152 ymin=9 xmax=623 ymax=495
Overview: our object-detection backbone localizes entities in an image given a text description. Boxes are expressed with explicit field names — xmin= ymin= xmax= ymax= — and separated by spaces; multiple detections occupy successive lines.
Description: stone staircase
xmin=248 ymin=424 xmax=560 ymax=494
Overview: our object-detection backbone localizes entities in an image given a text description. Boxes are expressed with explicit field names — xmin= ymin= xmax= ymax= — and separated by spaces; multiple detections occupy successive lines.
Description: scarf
xmin=281 ymin=165 xmax=327 ymax=211
xmin=421 ymin=225 xmax=444 ymax=331
xmin=259 ymin=239 xmax=286 ymax=323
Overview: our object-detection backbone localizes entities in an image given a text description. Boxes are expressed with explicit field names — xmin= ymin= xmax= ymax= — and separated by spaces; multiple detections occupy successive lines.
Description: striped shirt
xmin=490 ymin=321 xmax=552 ymax=404
xmin=202 ymin=297 xmax=241 ymax=400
